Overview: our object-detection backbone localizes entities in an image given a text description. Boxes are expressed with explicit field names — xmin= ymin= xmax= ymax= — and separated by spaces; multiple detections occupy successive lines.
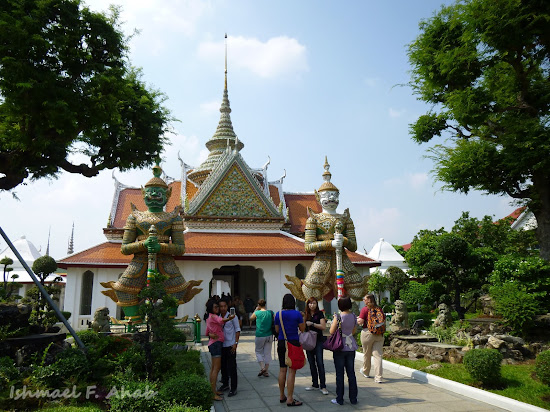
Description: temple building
xmin=58 ymin=66 xmax=379 ymax=331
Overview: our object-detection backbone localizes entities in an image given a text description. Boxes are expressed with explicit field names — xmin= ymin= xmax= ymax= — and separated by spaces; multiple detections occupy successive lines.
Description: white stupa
xmin=367 ymin=238 xmax=409 ymax=274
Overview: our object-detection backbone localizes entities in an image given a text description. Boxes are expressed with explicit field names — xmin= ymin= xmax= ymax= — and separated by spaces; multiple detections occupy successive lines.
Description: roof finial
xmin=67 ymin=222 xmax=74 ymax=255
xmin=45 ymin=226 xmax=51 ymax=256
xmin=224 ymin=33 xmax=228 ymax=90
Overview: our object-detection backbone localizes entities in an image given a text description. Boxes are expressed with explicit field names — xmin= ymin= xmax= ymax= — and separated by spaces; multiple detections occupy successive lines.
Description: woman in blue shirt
xmin=274 ymin=293 xmax=305 ymax=407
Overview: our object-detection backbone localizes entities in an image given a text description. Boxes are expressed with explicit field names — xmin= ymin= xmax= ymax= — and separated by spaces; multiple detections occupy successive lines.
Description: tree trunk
xmin=531 ymin=174 xmax=550 ymax=261
xmin=453 ymin=274 xmax=465 ymax=320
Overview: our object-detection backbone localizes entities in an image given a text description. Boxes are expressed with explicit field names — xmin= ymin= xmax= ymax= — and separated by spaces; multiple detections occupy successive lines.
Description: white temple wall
xmin=64 ymin=260 xmax=374 ymax=331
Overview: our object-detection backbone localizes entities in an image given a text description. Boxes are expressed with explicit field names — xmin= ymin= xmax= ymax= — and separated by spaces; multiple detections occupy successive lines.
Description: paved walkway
xmin=199 ymin=333 xmax=507 ymax=412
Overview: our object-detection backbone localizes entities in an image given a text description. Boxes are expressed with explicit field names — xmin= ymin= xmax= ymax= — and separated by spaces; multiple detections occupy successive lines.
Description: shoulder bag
xmin=323 ymin=314 xmax=343 ymax=351
xmin=279 ymin=311 xmax=306 ymax=370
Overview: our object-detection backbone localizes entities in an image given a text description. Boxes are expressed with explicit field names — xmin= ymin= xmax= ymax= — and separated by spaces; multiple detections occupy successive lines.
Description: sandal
xmin=214 ymin=396 xmax=223 ymax=401
xmin=262 ymin=371 xmax=270 ymax=377
xmin=287 ymin=400 xmax=303 ymax=407
xmin=280 ymin=396 xmax=287 ymax=403
xmin=258 ymin=368 xmax=265 ymax=377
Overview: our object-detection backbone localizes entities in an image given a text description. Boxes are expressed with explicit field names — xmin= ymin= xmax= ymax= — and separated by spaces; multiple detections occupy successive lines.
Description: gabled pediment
xmin=187 ymin=150 xmax=282 ymax=220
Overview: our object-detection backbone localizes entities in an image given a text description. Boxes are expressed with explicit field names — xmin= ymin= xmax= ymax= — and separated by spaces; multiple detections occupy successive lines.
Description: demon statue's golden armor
xmin=101 ymin=164 xmax=202 ymax=321
xmin=285 ymin=159 xmax=368 ymax=304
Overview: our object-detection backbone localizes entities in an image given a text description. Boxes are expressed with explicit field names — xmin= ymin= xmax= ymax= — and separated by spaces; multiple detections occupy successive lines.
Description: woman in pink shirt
xmin=206 ymin=299 xmax=235 ymax=401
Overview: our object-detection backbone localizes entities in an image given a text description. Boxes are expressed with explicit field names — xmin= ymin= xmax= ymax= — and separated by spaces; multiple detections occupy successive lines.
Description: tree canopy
xmin=0 ymin=0 xmax=171 ymax=191
xmin=406 ymin=211 xmax=538 ymax=318
xmin=407 ymin=0 xmax=550 ymax=260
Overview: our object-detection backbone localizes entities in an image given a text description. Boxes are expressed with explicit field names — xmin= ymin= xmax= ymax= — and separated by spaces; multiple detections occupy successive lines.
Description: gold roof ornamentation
xmin=144 ymin=163 xmax=168 ymax=188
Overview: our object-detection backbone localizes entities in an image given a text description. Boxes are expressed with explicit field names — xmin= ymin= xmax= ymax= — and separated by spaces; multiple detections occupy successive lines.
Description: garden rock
xmin=425 ymin=363 xmax=442 ymax=371
xmin=487 ymin=336 xmax=506 ymax=349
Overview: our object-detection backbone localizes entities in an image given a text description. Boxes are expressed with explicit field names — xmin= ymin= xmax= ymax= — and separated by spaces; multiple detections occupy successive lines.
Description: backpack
xmin=367 ymin=307 xmax=386 ymax=335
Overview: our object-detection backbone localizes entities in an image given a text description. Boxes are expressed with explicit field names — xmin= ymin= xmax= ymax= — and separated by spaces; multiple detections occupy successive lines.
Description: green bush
xmin=463 ymin=349 xmax=503 ymax=385
xmin=159 ymin=372 xmax=212 ymax=411
xmin=76 ymin=330 xmax=101 ymax=346
xmin=0 ymin=356 xmax=19 ymax=391
xmin=173 ymin=350 xmax=204 ymax=377
xmin=535 ymin=350 xmax=550 ymax=386
xmin=32 ymin=348 xmax=90 ymax=388
xmin=489 ymin=282 xmax=539 ymax=337
xmin=108 ymin=379 xmax=164 ymax=412
xmin=408 ymin=312 xmax=434 ymax=328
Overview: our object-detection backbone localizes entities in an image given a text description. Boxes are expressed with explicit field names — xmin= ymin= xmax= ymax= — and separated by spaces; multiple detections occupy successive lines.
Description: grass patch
xmin=386 ymin=357 xmax=550 ymax=409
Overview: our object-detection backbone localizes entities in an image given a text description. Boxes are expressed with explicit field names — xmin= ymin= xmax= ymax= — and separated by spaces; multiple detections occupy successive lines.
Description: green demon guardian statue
xmin=101 ymin=163 xmax=202 ymax=322
xmin=284 ymin=158 xmax=368 ymax=308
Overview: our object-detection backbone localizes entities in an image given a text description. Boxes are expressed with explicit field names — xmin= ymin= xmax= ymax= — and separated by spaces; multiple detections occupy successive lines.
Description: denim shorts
xmin=209 ymin=340 xmax=222 ymax=358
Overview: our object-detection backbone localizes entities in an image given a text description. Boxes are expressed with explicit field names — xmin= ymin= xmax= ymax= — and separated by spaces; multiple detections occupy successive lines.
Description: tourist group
xmin=204 ymin=292 xmax=386 ymax=406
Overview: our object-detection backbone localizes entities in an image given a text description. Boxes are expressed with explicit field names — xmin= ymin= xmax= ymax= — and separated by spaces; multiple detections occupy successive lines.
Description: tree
xmin=0 ymin=256 xmax=20 ymax=302
xmin=407 ymin=228 xmax=488 ymax=318
xmin=24 ymin=255 xmax=62 ymax=327
xmin=0 ymin=0 xmax=171 ymax=191
xmin=385 ymin=266 xmax=409 ymax=302
xmin=367 ymin=270 xmax=388 ymax=304
xmin=407 ymin=0 xmax=550 ymax=260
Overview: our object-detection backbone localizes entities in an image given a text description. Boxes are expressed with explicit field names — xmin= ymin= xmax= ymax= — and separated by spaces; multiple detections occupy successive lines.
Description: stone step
xmin=395 ymin=335 xmax=438 ymax=343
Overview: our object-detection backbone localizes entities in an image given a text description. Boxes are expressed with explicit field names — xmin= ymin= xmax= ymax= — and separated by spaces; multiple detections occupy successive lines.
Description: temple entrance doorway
xmin=209 ymin=265 xmax=264 ymax=305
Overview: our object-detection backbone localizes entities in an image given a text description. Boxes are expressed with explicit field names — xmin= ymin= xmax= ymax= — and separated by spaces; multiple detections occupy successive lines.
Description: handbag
xmin=279 ymin=311 xmax=306 ymax=370
xmin=299 ymin=330 xmax=317 ymax=351
xmin=323 ymin=314 xmax=344 ymax=351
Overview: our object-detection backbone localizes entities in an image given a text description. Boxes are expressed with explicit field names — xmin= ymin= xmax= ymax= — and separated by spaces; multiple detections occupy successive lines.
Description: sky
xmin=0 ymin=0 xmax=518 ymax=260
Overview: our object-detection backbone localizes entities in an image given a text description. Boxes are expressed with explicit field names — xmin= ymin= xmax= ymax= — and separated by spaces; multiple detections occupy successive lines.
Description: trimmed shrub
xmin=463 ymin=348 xmax=503 ymax=385
xmin=173 ymin=350 xmax=204 ymax=377
xmin=108 ymin=379 xmax=165 ymax=412
xmin=159 ymin=372 xmax=212 ymax=411
xmin=535 ymin=350 xmax=550 ymax=386
xmin=489 ymin=282 xmax=539 ymax=337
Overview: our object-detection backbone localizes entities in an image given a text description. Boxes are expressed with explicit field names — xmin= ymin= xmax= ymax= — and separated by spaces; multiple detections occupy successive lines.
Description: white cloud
xmin=86 ymin=0 xmax=209 ymax=55
xmin=388 ymin=108 xmax=406 ymax=118
xmin=408 ymin=172 xmax=428 ymax=189
xmin=200 ymin=100 xmax=221 ymax=114
xmin=198 ymin=35 xmax=309 ymax=79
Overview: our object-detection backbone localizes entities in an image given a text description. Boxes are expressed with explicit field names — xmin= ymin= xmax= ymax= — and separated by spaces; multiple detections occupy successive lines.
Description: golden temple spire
xmin=225 ymin=33 xmax=228 ymax=90
xmin=188 ymin=33 xmax=244 ymax=185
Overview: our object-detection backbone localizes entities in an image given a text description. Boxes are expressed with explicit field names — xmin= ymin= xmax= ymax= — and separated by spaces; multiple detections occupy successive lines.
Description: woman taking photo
xmin=205 ymin=299 xmax=235 ymax=401
xmin=274 ymin=293 xmax=305 ymax=407
xmin=304 ymin=297 xmax=328 ymax=395
xmin=250 ymin=299 xmax=274 ymax=377
xmin=329 ymin=295 xmax=358 ymax=405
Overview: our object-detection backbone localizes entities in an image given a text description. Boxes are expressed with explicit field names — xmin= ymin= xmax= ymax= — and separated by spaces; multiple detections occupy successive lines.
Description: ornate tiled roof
xmin=284 ymin=193 xmax=322 ymax=235
xmin=58 ymin=232 xmax=378 ymax=267
xmin=110 ymin=181 xmax=184 ymax=229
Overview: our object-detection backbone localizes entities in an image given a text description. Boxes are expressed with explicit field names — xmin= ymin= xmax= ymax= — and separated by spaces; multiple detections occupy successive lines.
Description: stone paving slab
xmin=199 ymin=335 xmax=507 ymax=412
